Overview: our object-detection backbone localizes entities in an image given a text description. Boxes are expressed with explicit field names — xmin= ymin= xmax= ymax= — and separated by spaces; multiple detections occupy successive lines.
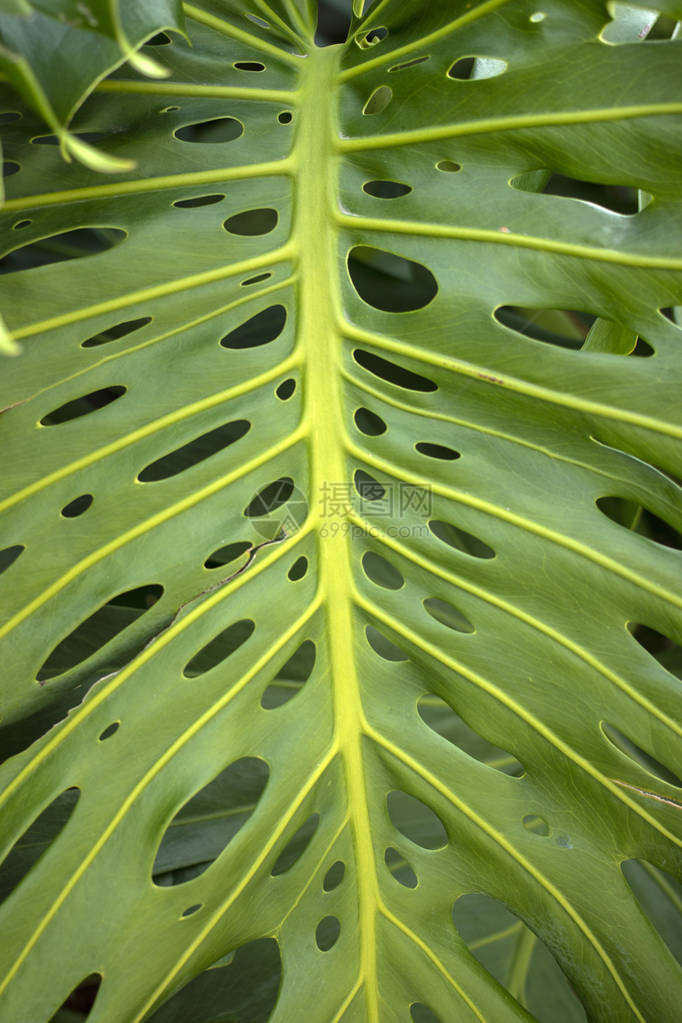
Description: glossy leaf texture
xmin=1 ymin=1 xmax=682 ymax=1021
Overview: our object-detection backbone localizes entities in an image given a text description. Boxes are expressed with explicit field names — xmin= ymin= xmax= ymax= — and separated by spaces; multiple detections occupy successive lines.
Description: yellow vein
xmin=357 ymin=594 xmax=680 ymax=849
xmin=277 ymin=815 xmax=349 ymax=929
xmin=253 ymin=0 xmax=307 ymax=49
xmin=339 ymin=0 xmax=513 ymax=81
xmin=330 ymin=978 xmax=364 ymax=1023
xmin=184 ymin=2 xmax=303 ymax=66
xmin=342 ymin=321 xmax=682 ymax=441
xmin=11 ymin=244 xmax=294 ymax=340
xmin=133 ymin=747 xmax=336 ymax=1021
xmin=369 ymin=726 xmax=648 ymax=1022
xmin=0 ymin=428 xmax=304 ymax=641
xmin=1 ymin=158 xmax=294 ymax=212
xmin=336 ymin=213 xmax=682 ymax=271
xmin=338 ymin=103 xmax=682 ymax=148
xmin=0 ymin=598 xmax=323 ymax=998
xmin=349 ymin=511 xmax=681 ymax=740
xmin=97 ymin=79 xmax=298 ymax=103
xmin=350 ymin=441 xmax=682 ymax=610
xmin=0 ymin=534 xmax=312 ymax=814
xmin=0 ymin=353 xmax=298 ymax=514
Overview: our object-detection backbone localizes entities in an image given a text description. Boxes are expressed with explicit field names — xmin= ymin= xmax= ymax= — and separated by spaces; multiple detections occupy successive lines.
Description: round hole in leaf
xmin=363 ymin=180 xmax=412 ymax=199
xmin=276 ymin=378 xmax=296 ymax=400
xmin=278 ymin=111 xmax=293 ymax=124
xmin=61 ymin=494 xmax=93 ymax=518
xmin=363 ymin=85 xmax=393 ymax=115
xmin=362 ymin=552 xmax=404 ymax=590
xmin=523 ymin=814 xmax=550 ymax=836
xmin=436 ymin=160 xmax=461 ymax=173
xmin=174 ymin=117 xmax=243 ymax=143
xmin=98 ymin=722 xmax=119 ymax=741
xmin=234 ymin=61 xmax=265 ymax=71
xmin=354 ymin=407 xmax=387 ymax=435
xmin=288 ymin=556 xmax=308 ymax=580
xmin=315 ymin=915 xmax=340 ymax=951
xmin=323 ymin=860 xmax=345 ymax=891
xmin=348 ymin=246 xmax=438 ymax=313
xmin=387 ymin=790 xmax=448 ymax=849
xmin=224 ymin=208 xmax=278 ymax=236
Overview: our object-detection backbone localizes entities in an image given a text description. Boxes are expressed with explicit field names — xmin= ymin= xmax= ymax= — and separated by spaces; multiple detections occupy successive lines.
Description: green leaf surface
xmin=1 ymin=1 xmax=681 ymax=1021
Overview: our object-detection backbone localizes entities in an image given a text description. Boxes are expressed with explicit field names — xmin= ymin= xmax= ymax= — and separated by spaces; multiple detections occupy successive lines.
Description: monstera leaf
xmin=1 ymin=1 xmax=681 ymax=1020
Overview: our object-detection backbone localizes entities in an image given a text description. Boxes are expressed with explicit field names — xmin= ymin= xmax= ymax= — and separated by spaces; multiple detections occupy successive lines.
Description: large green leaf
xmin=1 ymin=1 xmax=681 ymax=1020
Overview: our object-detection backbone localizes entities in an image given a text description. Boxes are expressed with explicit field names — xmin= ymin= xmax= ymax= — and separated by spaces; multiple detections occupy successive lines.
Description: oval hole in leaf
xmin=389 ymin=55 xmax=430 ymax=72
xmin=0 ymin=112 xmax=20 ymax=124
xmin=245 ymin=477 xmax=294 ymax=517
xmin=288 ymin=556 xmax=308 ymax=580
xmin=418 ymin=694 xmax=523 ymax=775
xmin=181 ymin=903 xmax=202 ymax=917
xmin=98 ymin=722 xmax=119 ymax=741
xmin=354 ymin=469 xmax=385 ymax=502
xmin=0 ymin=227 xmax=126 ymax=275
xmin=323 ymin=860 xmax=345 ymax=891
xmin=436 ymin=160 xmax=461 ymax=172
xmin=523 ymin=814 xmax=550 ymax=836
xmin=261 ymin=639 xmax=316 ymax=709
xmin=3 ymin=161 xmax=20 ymax=177
xmin=362 ymin=552 xmax=404 ymax=590
xmin=234 ymin=61 xmax=265 ymax=71
xmin=353 ymin=349 xmax=438 ymax=392
xmin=246 ymin=12 xmax=270 ymax=28
xmin=271 ymin=813 xmax=319 ymax=876
xmin=354 ymin=407 xmax=387 ymax=435
xmin=220 ymin=305 xmax=286 ymax=349
xmin=50 ymin=973 xmax=101 ymax=1021
xmin=429 ymin=519 xmax=495 ymax=559
xmin=0 ymin=788 xmax=79 ymax=907
xmin=224 ymin=208 xmax=278 ymax=236
xmin=621 ymin=860 xmax=682 ymax=965
xmin=411 ymin=1004 xmax=441 ymax=1023
xmin=37 ymin=584 xmax=163 ymax=681
xmin=174 ymin=117 xmax=243 ymax=143
xmin=423 ymin=597 xmax=474 ymax=634
xmin=601 ymin=722 xmax=681 ymax=787
xmin=387 ymin=791 xmax=447 ymax=850
xmin=242 ymin=271 xmax=271 ymax=286
xmin=494 ymin=305 xmax=596 ymax=350
xmin=40 ymin=386 xmax=126 ymax=425
xmin=82 ymin=316 xmax=152 ymax=348
xmin=628 ymin=622 xmax=681 ymax=679
xmin=366 ymin=625 xmax=408 ymax=662
xmin=448 ymin=56 xmax=507 ymax=80
xmin=452 ymin=894 xmax=588 ymax=1020
xmin=138 ymin=419 xmax=250 ymax=482
xmin=315 ymin=915 xmax=340 ymax=951
xmin=385 ymin=846 xmax=418 ymax=888
xmin=172 ymin=193 xmax=225 ymax=208
xmin=61 ymin=494 xmax=93 ymax=518
xmin=204 ymin=540 xmax=251 ymax=570
xmin=597 ymin=497 xmax=681 ymax=549
xmin=182 ymin=619 xmax=255 ymax=678
xmin=363 ymin=180 xmax=411 ymax=198
xmin=13 ymin=219 xmax=31 ymax=230
xmin=152 ymin=757 xmax=269 ymax=881
xmin=276 ymin=377 xmax=296 ymax=400
xmin=416 ymin=442 xmax=460 ymax=461
xmin=0 ymin=544 xmax=24 ymax=576
xmin=510 ymin=170 xmax=640 ymax=214
xmin=348 ymin=246 xmax=438 ymax=312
